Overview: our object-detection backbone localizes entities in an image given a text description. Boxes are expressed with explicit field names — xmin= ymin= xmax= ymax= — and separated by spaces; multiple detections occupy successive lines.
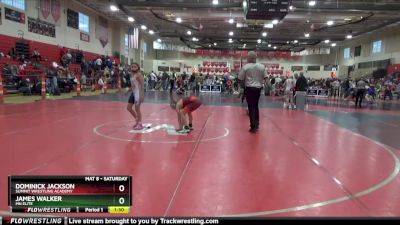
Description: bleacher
xmin=1 ymin=33 xmax=120 ymax=96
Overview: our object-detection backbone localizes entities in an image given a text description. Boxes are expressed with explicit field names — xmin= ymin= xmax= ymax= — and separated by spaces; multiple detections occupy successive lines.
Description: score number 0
xmin=118 ymin=185 xmax=126 ymax=205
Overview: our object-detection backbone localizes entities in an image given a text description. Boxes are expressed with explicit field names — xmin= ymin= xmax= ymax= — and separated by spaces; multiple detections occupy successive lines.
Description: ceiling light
xmin=304 ymin=33 xmax=310 ymax=37
xmin=264 ymin=23 xmax=274 ymax=29
xmin=157 ymin=39 xmax=161 ymax=42
xmin=307 ymin=20 xmax=310 ymax=23
xmin=128 ymin=17 xmax=134 ymax=22
xmin=273 ymin=46 xmax=277 ymax=49
xmin=209 ymin=44 xmax=212 ymax=47
xmin=286 ymin=41 xmax=289 ymax=44
xmin=149 ymin=30 xmax=154 ymax=35
xmin=187 ymin=30 xmax=192 ymax=35
xmin=346 ymin=34 xmax=353 ymax=39
xmin=344 ymin=18 xmax=352 ymax=21
xmin=141 ymin=25 xmax=147 ymax=30
xmin=110 ymin=5 xmax=119 ymax=11
xmin=289 ymin=5 xmax=294 ymax=10
xmin=192 ymin=37 xmax=198 ymax=41
xmin=257 ymin=39 xmax=262 ymax=44
xmin=228 ymin=39 xmax=233 ymax=43
xmin=228 ymin=18 xmax=234 ymax=24
xmin=176 ymin=17 xmax=182 ymax=23
xmin=272 ymin=19 xmax=279 ymax=25
xmin=331 ymin=43 xmax=336 ymax=47
xmin=268 ymin=44 xmax=272 ymax=47
xmin=324 ymin=39 xmax=330 ymax=43
xmin=212 ymin=0 xmax=219 ymax=5
xmin=294 ymin=40 xmax=298 ymax=43
xmin=327 ymin=20 xmax=334 ymax=26
xmin=262 ymin=32 xmax=267 ymax=37
xmin=229 ymin=31 xmax=234 ymax=36
xmin=214 ymin=42 xmax=217 ymax=46
xmin=308 ymin=1 xmax=316 ymax=6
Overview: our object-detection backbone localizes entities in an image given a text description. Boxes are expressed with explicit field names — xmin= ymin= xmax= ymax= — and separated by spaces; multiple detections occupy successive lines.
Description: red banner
xmin=51 ymin=0 xmax=61 ymax=25
xmin=40 ymin=0 xmax=51 ymax=19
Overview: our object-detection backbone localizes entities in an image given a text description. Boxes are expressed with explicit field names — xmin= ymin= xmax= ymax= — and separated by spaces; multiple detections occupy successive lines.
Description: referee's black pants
xmin=245 ymin=87 xmax=262 ymax=130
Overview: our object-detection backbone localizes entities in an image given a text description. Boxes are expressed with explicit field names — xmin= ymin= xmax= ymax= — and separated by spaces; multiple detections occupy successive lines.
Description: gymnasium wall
xmin=338 ymin=23 xmax=400 ymax=77
xmin=0 ymin=0 xmax=119 ymax=56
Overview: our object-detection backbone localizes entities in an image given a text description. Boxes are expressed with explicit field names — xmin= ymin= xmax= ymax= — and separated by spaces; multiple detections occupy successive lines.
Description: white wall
xmin=0 ymin=0 xmax=121 ymax=55
xmin=338 ymin=24 xmax=400 ymax=78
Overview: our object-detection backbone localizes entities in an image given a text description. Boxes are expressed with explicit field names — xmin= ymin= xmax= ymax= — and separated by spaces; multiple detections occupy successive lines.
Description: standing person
xmin=162 ymin=71 xmax=169 ymax=91
xmin=355 ymin=79 xmax=366 ymax=108
xmin=295 ymin=72 xmax=308 ymax=92
xmin=126 ymin=63 xmax=145 ymax=130
xmin=238 ymin=51 xmax=267 ymax=133
xmin=283 ymin=75 xmax=296 ymax=109
xmin=169 ymin=72 xmax=176 ymax=93
xmin=149 ymin=71 xmax=157 ymax=90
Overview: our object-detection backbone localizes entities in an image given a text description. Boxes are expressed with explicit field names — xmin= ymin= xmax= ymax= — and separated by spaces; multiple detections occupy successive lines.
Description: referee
xmin=238 ymin=51 xmax=267 ymax=133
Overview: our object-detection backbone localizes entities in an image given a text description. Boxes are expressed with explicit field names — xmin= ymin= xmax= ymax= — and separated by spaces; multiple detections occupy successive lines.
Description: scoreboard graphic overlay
xmin=8 ymin=176 xmax=132 ymax=213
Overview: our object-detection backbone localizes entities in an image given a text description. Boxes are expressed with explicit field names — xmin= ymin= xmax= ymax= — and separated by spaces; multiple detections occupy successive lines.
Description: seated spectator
xmin=95 ymin=57 xmax=102 ymax=71
xmin=98 ymin=75 xmax=106 ymax=94
xmin=18 ymin=78 xmax=32 ymax=95
xmin=32 ymin=48 xmax=42 ymax=61
xmin=81 ymin=74 xmax=87 ymax=91
xmin=8 ymin=48 xmax=17 ymax=60
xmin=61 ymin=50 xmax=72 ymax=68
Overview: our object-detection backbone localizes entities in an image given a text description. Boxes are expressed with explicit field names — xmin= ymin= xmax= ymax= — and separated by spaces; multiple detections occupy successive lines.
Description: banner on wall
xmin=40 ymin=0 xmax=51 ymax=20
xmin=96 ymin=16 xmax=109 ymax=48
xmin=170 ymin=67 xmax=181 ymax=72
xmin=39 ymin=0 xmax=61 ymax=26
xmin=127 ymin=27 xmax=139 ymax=49
xmin=292 ymin=47 xmax=331 ymax=56
xmin=291 ymin=66 xmax=303 ymax=71
xmin=153 ymin=41 xmax=195 ymax=53
xmin=5 ymin=7 xmax=25 ymax=24
xmin=80 ymin=32 xmax=90 ymax=42
xmin=51 ymin=0 xmax=61 ymax=25
xmin=28 ymin=17 xmax=56 ymax=38
xmin=67 ymin=9 xmax=79 ymax=29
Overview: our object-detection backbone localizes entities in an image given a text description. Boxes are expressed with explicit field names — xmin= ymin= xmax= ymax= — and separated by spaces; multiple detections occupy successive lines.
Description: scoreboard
xmin=8 ymin=176 xmax=132 ymax=213
xmin=244 ymin=0 xmax=291 ymax=20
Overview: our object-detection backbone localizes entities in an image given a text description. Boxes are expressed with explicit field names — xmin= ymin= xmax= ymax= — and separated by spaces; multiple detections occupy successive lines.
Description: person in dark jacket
xmin=295 ymin=73 xmax=308 ymax=91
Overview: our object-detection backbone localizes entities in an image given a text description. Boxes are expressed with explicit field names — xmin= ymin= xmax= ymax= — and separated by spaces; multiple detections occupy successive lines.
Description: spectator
xmin=61 ymin=50 xmax=72 ymax=68
xmin=98 ymin=75 xmax=106 ymax=94
xmin=95 ymin=57 xmax=102 ymax=71
xmin=295 ymin=72 xmax=308 ymax=92
xmin=8 ymin=48 xmax=17 ymax=60
xmin=149 ymin=71 xmax=157 ymax=90
xmin=169 ymin=72 xmax=176 ymax=93
xmin=162 ymin=71 xmax=169 ymax=91
xmin=32 ymin=48 xmax=42 ymax=62
xmin=18 ymin=78 xmax=31 ymax=95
